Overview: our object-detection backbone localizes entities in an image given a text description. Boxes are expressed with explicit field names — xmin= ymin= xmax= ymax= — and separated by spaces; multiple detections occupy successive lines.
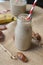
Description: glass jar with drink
xmin=15 ymin=14 xmax=32 ymax=50
xmin=10 ymin=0 xmax=26 ymax=16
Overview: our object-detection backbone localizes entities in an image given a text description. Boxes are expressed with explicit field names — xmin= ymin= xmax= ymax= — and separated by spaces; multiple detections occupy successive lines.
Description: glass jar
xmin=10 ymin=0 xmax=26 ymax=16
xmin=14 ymin=14 xmax=32 ymax=50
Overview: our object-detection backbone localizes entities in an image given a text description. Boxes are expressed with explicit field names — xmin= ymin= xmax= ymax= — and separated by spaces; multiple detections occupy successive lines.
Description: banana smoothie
xmin=15 ymin=14 xmax=32 ymax=50
xmin=10 ymin=0 xmax=26 ymax=16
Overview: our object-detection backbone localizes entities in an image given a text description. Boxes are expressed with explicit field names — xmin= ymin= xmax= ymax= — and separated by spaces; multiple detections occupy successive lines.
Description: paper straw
xmin=26 ymin=0 xmax=37 ymax=20
xmin=16 ymin=0 xmax=18 ymax=2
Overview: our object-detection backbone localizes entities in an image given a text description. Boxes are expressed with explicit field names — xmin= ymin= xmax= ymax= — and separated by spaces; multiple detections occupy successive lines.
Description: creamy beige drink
xmin=10 ymin=0 xmax=26 ymax=16
xmin=15 ymin=14 xmax=32 ymax=50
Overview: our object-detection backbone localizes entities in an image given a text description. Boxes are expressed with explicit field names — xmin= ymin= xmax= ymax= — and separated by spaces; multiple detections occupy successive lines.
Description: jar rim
xmin=18 ymin=13 xmax=32 ymax=23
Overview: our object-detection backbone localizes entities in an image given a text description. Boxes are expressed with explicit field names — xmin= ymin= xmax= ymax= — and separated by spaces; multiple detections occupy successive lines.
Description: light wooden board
xmin=0 ymin=1 xmax=43 ymax=65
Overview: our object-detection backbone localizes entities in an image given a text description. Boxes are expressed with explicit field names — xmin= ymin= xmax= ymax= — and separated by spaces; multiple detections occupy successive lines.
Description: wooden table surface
xmin=0 ymin=1 xmax=43 ymax=65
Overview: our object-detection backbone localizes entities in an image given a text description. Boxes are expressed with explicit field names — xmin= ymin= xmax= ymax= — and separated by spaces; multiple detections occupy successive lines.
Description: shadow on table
xmin=29 ymin=42 xmax=43 ymax=51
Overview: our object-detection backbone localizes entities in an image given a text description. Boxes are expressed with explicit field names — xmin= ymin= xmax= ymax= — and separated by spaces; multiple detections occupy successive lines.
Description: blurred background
xmin=27 ymin=0 xmax=43 ymax=8
xmin=0 ymin=0 xmax=43 ymax=8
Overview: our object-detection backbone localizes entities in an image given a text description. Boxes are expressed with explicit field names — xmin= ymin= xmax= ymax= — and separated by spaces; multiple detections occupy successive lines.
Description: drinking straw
xmin=16 ymin=0 xmax=18 ymax=2
xmin=26 ymin=0 xmax=37 ymax=20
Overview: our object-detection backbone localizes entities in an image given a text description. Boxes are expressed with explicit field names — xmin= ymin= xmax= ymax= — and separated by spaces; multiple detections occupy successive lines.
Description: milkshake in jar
xmin=15 ymin=14 xmax=32 ymax=50
xmin=10 ymin=0 xmax=26 ymax=16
